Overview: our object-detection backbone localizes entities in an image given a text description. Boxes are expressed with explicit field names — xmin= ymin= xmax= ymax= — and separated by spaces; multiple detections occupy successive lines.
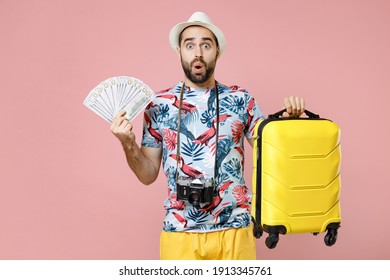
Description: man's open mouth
xmin=192 ymin=62 xmax=205 ymax=73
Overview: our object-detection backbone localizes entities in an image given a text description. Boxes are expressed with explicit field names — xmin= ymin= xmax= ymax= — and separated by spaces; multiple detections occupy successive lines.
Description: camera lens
xmin=188 ymin=191 xmax=201 ymax=206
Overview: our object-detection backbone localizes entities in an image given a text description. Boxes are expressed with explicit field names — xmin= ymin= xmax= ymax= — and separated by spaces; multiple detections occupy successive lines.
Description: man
xmin=111 ymin=12 xmax=305 ymax=260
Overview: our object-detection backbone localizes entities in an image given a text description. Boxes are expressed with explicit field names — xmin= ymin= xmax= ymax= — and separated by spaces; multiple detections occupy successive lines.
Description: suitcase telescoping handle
xmin=268 ymin=109 xmax=320 ymax=119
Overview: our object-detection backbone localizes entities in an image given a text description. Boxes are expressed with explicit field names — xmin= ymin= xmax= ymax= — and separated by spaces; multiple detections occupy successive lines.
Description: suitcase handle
xmin=268 ymin=109 xmax=320 ymax=119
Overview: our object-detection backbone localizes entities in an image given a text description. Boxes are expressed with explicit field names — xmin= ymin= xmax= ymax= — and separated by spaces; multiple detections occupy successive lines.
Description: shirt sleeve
xmin=244 ymin=95 xmax=265 ymax=139
xmin=141 ymin=102 xmax=163 ymax=148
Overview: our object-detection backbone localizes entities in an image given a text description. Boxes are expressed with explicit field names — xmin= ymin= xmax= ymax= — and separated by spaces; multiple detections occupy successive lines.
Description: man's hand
xmin=281 ymin=96 xmax=306 ymax=118
xmin=110 ymin=110 xmax=135 ymax=147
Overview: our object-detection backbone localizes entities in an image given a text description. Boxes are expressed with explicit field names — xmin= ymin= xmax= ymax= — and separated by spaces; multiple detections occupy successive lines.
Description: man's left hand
xmin=281 ymin=96 xmax=306 ymax=118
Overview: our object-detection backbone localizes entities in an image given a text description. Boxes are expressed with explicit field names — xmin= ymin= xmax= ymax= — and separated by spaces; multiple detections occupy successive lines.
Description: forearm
xmin=122 ymin=142 xmax=160 ymax=185
xmin=111 ymin=111 xmax=162 ymax=185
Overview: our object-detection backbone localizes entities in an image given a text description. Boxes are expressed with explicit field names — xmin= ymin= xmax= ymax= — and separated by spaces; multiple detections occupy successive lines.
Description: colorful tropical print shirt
xmin=141 ymin=81 xmax=264 ymax=232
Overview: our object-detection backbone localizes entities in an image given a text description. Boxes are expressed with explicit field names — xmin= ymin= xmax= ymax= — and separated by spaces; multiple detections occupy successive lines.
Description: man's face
xmin=178 ymin=26 xmax=219 ymax=87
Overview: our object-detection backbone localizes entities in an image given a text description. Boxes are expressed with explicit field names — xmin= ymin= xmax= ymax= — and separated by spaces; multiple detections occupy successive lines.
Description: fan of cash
xmin=83 ymin=76 xmax=155 ymax=123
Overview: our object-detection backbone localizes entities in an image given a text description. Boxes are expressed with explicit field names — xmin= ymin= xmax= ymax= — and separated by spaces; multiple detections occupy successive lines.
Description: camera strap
xmin=175 ymin=82 xmax=220 ymax=182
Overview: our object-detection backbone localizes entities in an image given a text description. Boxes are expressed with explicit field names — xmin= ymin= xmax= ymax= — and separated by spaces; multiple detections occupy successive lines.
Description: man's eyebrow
xmin=183 ymin=37 xmax=195 ymax=44
xmin=201 ymin=37 xmax=215 ymax=43
xmin=182 ymin=37 xmax=215 ymax=44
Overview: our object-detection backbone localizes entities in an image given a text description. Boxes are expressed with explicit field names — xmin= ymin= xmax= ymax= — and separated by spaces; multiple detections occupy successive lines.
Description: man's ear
xmin=176 ymin=46 xmax=181 ymax=58
xmin=215 ymin=45 xmax=221 ymax=58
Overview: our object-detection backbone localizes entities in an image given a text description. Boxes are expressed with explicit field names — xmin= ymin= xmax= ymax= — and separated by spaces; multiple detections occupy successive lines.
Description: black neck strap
xmin=175 ymin=82 xmax=220 ymax=182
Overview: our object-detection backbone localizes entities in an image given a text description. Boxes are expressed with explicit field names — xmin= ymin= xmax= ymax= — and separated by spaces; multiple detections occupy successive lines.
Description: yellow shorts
xmin=160 ymin=225 xmax=256 ymax=260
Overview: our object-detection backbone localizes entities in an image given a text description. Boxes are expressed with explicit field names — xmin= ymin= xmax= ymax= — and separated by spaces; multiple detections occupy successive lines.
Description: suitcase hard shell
xmin=251 ymin=110 xmax=341 ymax=249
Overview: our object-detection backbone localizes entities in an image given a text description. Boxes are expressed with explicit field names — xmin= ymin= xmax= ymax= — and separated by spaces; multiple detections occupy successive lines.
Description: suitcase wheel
xmin=254 ymin=228 xmax=263 ymax=239
xmin=324 ymin=229 xmax=337 ymax=246
xmin=251 ymin=217 xmax=263 ymax=239
xmin=265 ymin=233 xmax=279 ymax=249
xmin=324 ymin=223 xmax=340 ymax=246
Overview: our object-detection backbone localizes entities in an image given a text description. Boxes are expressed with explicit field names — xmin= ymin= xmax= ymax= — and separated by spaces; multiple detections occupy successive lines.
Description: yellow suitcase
xmin=251 ymin=109 xmax=341 ymax=249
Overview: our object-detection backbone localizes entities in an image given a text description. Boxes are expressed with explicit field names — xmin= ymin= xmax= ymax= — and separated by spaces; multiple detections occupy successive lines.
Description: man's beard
xmin=181 ymin=57 xmax=216 ymax=85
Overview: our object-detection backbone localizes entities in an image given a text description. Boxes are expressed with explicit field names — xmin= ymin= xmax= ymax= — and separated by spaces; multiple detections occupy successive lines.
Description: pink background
xmin=1 ymin=0 xmax=389 ymax=260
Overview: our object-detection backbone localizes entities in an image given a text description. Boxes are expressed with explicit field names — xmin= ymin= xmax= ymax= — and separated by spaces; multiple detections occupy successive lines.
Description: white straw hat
xmin=169 ymin=12 xmax=226 ymax=55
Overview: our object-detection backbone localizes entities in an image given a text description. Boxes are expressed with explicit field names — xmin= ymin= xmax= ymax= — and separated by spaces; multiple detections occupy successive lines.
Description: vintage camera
xmin=176 ymin=177 xmax=214 ymax=206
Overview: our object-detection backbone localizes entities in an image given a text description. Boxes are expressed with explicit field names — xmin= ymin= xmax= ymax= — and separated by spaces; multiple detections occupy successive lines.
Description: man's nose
xmin=195 ymin=45 xmax=203 ymax=58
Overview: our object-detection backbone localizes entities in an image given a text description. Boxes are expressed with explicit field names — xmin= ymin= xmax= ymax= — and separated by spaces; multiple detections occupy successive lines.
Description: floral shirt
xmin=141 ymin=81 xmax=264 ymax=232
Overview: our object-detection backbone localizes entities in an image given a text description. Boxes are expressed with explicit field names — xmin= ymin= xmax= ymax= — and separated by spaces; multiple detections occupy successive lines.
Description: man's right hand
xmin=110 ymin=110 xmax=136 ymax=147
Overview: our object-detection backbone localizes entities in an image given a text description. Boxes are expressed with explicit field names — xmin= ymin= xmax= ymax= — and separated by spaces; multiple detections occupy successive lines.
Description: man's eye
xmin=203 ymin=44 xmax=210 ymax=49
xmin=186 ymin=44 xmax=194 ymax=49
